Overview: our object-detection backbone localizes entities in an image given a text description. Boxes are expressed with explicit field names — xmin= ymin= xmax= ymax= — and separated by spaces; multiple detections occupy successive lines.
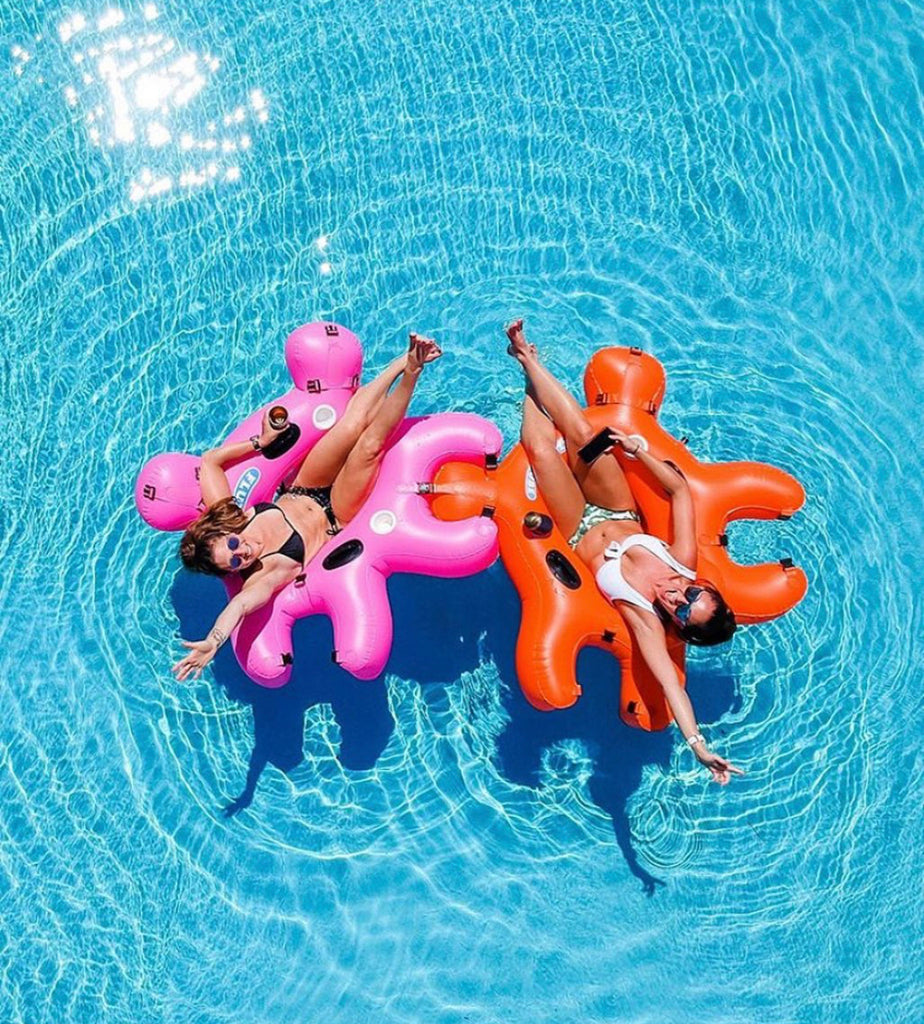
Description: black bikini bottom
xmin=283 ymin=485 xmax=342 ymax=535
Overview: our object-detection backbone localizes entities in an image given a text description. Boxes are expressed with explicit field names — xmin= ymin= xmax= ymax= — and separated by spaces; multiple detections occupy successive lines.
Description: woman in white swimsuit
xmin=506 ymin=319 xmax=742 ymax=784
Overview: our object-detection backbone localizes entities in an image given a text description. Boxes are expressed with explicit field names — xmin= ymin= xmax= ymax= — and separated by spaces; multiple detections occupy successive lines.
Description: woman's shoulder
xmin=620 ymin=599 xmax=666 ymax=636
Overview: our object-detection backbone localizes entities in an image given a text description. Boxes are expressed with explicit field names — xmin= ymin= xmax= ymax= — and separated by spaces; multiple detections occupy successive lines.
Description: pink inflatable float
xmin=136 ymin=322 xmax=501 ymax=686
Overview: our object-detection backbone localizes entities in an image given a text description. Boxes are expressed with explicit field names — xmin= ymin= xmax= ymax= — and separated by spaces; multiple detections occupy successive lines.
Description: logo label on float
xmin=234 ymin=467 xmax=261 ymax=507
xmin=524 ymin=467 xmax=537 ymax=500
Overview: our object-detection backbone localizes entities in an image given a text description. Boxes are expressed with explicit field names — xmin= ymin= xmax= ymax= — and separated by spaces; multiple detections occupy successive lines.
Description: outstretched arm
xmin=624 ymin=608 xmax=744 ymax=784
xmin=172 ymin=568 xmax=290 ymax=681
xmin=609 ymin=430 xmax=697 ymax=569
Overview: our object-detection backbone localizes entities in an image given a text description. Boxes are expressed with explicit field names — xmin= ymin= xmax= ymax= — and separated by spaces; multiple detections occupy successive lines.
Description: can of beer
xmin=268 ymin=405 xmax=289 ymax=430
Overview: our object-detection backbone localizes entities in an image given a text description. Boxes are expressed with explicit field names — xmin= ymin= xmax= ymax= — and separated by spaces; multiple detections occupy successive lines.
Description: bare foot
xmin=505 ymin=318 xmax=538 ymax=361
xmin=407 ymin=333 xmax=442 ymax=373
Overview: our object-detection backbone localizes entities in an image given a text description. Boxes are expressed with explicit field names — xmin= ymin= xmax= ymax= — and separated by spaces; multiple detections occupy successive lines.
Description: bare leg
xmin=506 ymin=319 xmax=637 ymax=512
xmin=292 ymin=352 xmax=411 ymax=488
xmin=330 ymin=336 xmax=441 ymax=524
xmin=506 ymin=319 xmax=596 ymax=449
xmin=520 ymin=386 xmax=586 ymax=540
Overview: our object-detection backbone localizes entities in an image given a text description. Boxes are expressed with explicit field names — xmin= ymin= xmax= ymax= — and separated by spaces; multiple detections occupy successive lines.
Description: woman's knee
xmin=568 ymin=418 xmax=596 ymax=447
xmin=522 ymin=434 xmax=560 ymax=466
xmin=521 ymin=413 xmax=557 ymax=456
xmin=340 ymin=396 xmax=373 ymax=436
xmin=352 ymin=430 xmax=388 ymax=465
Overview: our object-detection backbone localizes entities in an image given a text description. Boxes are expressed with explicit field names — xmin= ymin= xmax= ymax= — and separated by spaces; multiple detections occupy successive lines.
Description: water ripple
xmin=2 ymin=0 xmax=923 ymax=1021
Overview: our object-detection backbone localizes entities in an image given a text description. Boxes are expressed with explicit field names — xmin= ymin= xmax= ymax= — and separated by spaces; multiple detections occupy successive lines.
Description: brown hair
xmin=179 ymin=498 xmax=250 ymax=576
xmin=676 ymin=585 xmax=737 ymax=647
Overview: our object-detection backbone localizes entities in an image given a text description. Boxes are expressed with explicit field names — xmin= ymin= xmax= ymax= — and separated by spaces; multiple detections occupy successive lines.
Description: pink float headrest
xmin=285 ymin=322 xmax=363 ymax=392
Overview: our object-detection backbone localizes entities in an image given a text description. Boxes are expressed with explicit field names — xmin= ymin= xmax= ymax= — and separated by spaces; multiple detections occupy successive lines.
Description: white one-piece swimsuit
xmin=594 ymin=534 xmax=695 ymax=613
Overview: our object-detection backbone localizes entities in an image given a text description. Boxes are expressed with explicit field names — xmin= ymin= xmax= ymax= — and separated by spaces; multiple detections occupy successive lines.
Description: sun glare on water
xmin=13 ymin=4 xmax=271 ymax=203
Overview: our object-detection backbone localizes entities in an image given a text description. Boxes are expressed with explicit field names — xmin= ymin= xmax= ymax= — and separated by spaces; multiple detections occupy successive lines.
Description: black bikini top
xmin=246 ymin=502 xmax=306 ymax=565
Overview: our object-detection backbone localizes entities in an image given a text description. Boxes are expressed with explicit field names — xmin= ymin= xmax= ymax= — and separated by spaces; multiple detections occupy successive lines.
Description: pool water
xmin=1 ymin=1 xmax=922 ymax=1021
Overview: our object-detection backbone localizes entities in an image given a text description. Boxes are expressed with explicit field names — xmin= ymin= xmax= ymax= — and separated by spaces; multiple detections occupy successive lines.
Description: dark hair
xmin=676 ymin=585 xmax=737 ymax=647
xmin=179 ymin=498 xmax=249 ymax=576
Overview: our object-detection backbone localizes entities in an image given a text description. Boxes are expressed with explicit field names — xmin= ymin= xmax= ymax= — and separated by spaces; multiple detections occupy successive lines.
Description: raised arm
xmin=622 ymin=606 xmax=744 ymax=784
xmin=172 ymin=566 xmax=291 ymax=681
xmin=609 ymin=430 xmax=697 ymax=569
xmin=199 ymin=412 xmax=283 ymax=508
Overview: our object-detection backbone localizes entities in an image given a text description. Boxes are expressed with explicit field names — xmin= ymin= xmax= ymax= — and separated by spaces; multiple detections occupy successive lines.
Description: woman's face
xmin=654 ymin=577 xmax=717 ymax=628
xmin=209 ymin=532 xmax=258 ymax=573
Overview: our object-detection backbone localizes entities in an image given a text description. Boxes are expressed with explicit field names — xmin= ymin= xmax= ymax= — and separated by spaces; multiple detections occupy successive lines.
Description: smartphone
xmin=577 ymin=428 xmax=615 ymax=465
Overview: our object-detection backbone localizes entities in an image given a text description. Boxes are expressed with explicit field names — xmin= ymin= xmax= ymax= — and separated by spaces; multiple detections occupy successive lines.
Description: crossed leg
xmin=506 ymin=319 xmax=637 ymax=513
xmin=520 ymin=385 xmax=586 ymax=540
xmin=291 ymin=351 xmax=409 ymax=490
xmin=329 ymin=335 xmax=441 ymax=525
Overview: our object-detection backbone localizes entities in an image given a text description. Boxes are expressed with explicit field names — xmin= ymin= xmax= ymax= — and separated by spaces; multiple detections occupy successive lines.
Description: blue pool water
xmin=2 ymin=1 xmax=922 ymax=1021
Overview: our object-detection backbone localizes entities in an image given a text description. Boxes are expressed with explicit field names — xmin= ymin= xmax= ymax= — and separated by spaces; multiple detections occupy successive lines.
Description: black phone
xmin=577 ymin=428 xmax=615 ymax=465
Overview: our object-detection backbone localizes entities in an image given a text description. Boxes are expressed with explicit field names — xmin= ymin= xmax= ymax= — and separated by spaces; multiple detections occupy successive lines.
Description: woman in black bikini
xmin=506 ymin=319 xmax=742 ymax=784
xmin=172 ymin=333 xmax=441 ymax=682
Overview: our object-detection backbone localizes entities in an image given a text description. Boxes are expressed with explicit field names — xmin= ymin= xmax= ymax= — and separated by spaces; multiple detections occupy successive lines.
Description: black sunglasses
xmin=674 ymin=586 xmax=705 ymax=624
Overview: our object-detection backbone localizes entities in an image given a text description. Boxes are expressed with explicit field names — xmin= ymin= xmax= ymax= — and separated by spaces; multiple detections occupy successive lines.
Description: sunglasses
xmin=674 ymin=586 xmax=706 ymax=624
xmin=227 ymin=535 xmax=243 ymax=570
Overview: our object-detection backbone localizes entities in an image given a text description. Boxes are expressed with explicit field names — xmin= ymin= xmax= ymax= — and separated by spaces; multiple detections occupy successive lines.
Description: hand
xmin=257 ymin=410 xmax=286 ymax=449
xmin=407 ymin=333 xmax=442 ymax=373
xmin=172 ymin=639 xmax=218 ymax=681
xmin=608 ymin=429 xmax=639 ymax=455
xmin=695 ymin=746 xmax=745 ymax=785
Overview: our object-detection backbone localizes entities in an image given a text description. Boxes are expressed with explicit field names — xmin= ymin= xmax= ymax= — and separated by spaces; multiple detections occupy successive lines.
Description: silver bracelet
xmin=208 ymin=628 xmax=227 ymax=649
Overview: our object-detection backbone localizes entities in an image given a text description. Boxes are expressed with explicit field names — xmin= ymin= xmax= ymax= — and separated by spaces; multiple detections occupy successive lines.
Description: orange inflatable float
xmin=430 ymin=346 xmax=807 ymax=731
